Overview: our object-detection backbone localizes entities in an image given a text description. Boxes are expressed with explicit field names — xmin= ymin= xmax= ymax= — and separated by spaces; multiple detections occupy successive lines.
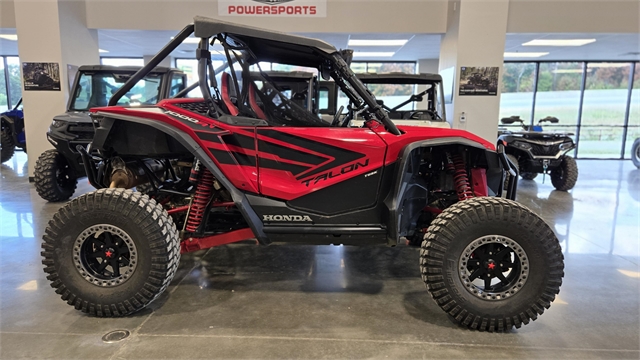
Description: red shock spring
xmin=447 ymin=153 xmax=474 ymax=201
xmin=185 ymin=167 xmax=214 ymax=233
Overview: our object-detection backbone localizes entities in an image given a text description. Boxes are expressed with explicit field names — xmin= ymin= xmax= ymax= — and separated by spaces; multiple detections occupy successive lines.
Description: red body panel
xmin=92 ymin=99 xmax=494 ymax=202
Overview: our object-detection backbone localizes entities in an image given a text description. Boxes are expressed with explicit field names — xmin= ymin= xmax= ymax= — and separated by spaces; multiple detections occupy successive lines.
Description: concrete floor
xmin=1 ymin=151 xmax=639 ymax=359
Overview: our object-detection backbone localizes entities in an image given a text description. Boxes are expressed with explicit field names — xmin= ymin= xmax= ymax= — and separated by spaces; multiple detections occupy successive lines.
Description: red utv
xmin=42 ymin=17 xmax=563 ymax=332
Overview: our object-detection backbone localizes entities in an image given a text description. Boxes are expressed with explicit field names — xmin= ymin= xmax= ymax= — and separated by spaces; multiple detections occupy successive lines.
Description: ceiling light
xmin=99 ymin=49 xmax=109 ymax=53
xmin=348 ymin=39 xmax=408 ymax=47
xmin=523 ymin=39 xmax=596 ymax=47
xmin=0 ymin=34 xmax=17 ymax=41
xmin=552 ymin=69 xmax=583 ymax=74
xmin=172 ymin=36 xmax=201 ymax=44
xmin=353 ymin=52 xmax=395 ymax=58
xmin=504 ymin=52 xmax=549 ymax=58
xmin=588 ymin=63 xmax=629 ymax=68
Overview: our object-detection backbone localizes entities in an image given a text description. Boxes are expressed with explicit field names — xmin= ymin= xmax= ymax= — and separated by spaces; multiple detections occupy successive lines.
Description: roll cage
xmin=109 ymin=16 xmax=401 ymax=135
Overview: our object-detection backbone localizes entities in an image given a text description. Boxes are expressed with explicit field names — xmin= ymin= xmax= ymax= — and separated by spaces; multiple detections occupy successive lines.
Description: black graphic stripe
xmin=196 ymin=131 xmax=222 ymax=143
xmin=222 ymin=133 xmax=255 ymax=151
xmin=258 ymin=129 xmax=366 ymax=180
xmin=234 ymin=152 xmax=257 ymax=167
xmin=209 ymin=148 xmax=256 ymax=167
xmin=258 ymin=140 xmax=326 ymax=166
xmin=259 ymin=158 xmax=310 ymax=176
xmin=209 ymin=148 xmax=235 ymax=165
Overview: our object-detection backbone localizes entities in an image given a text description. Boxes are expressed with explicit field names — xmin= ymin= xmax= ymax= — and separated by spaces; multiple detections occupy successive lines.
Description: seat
xmin=221 ymin=72 xmax=239 ymax=116
xmin=248 ymin=82 xmax=267 ymax=120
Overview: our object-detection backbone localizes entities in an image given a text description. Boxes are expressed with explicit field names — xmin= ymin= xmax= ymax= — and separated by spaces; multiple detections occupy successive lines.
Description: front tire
xmin=1 ymin=129 xmax=15 ymax=163
xmin=420 ymin=197 xmax=564 ymax=331
xmin=551 ymin=156 xmax=578 ymax=191
xmin=521 ymin=172 xmax=537 ymax=180
xmin=35 ymin=149 xmax=78 ymax=202
xmin=631 ymin=138 xmax=640 ymax=169
xmin=41 ymin=189 xmax=180 ymax=317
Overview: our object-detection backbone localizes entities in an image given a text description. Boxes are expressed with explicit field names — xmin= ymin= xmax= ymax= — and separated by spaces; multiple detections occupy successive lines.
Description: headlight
xmin=51 ymin=120 xmax=66 ymax=128
xmin=559 ymin=141 xmax=574 ymax=150
xmin=513 ymin=141 xmax=531 ymax=150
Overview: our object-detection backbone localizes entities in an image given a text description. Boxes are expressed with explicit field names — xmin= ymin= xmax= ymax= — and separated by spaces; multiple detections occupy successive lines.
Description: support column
xmin=14 ymin=0 xmax=99 ymax=177
xmin=439 ymin=0 xmax=509 ymax=142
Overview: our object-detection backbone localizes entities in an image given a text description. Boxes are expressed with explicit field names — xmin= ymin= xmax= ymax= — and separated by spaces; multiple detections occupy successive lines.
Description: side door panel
xmin=256 ymin=127 xmax=387 ymax=214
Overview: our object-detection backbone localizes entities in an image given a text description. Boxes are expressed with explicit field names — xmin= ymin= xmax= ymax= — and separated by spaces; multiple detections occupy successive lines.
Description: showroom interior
xmin=0 ymin=0 xmax=639 ymax=358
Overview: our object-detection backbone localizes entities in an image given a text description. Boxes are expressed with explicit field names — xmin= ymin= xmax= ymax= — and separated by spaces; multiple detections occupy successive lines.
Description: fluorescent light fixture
xmin=348 ymin=39 xmax=408 ymax=47
xmin=99 ymin=49 xmax=109 ymax=53
xmin=172 ymin=36 xmax=201 ymax=44
xmin=589 ymin=62 xmax=629 ymax=68
xmin=504 ymin=52 xmax=549 ymax=58
xmin=0 ymin=34 xmax=17 ymax=41
xmin=552 ymin=69 xmax=583 ymax=74
xmin=523 ymin=39 xmax=596 ymax=47
xmin=353 ymin=52 xmax=395 ymax=58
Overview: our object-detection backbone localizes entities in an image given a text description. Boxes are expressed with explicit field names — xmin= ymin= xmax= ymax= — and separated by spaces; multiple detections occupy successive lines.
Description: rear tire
xmin=1 ymin=129 xmax=15 ymax=163
xmin=521 ymin=172 xmax=537 ymax=180
xmin=551 ymin=156 xmax=578 ymax=191
xmin=420 ymin=197 xmax=564 ymax=332
xmin=35 ymin=149 xmax=78 ymax=202
xmin=41 ymin=188 xmax=180 ymax=317
xmin=631 ymin=138 xmax=640 ymax=169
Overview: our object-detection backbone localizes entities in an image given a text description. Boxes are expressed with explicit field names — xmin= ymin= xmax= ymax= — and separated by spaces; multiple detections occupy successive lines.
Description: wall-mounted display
xmin=218 ymin=0 xmax=326 ymax=17
xmin=459 ymin=66 xmax=499 ymax=96
xmin=22 ymin=62 xmax=60 ymax=91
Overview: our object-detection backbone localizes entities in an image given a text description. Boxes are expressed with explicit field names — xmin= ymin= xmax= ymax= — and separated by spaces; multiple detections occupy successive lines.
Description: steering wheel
xmin=331 ymin=105 xmax=345 ymax=127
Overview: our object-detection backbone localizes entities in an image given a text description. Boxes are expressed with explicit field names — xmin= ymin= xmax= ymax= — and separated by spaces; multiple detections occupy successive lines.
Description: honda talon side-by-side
xmin=34 ymin=65 xmax=187 ymax=202
xmin=42 ymin=17 xmax=563 ymax=332
xmin=498 ymin=115 xmax=578 ymax=191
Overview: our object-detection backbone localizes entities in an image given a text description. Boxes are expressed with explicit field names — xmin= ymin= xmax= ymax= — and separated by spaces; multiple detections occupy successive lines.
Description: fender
xmin=91 ymin=110 xmax=269 ymax=244
xmin=383 ymin=137 xmax=504 ymax=243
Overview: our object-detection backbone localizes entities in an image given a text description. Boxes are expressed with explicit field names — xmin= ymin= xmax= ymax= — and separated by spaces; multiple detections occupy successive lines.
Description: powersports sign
xmin=218 ymin=0 xmax=327 ymax=17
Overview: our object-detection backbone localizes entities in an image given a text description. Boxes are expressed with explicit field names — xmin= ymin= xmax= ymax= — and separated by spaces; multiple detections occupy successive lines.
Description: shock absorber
xmin=446 ymin=152 xmax=474 ymax=201
xmin=185 ymin=165 xmax=214 ymax=233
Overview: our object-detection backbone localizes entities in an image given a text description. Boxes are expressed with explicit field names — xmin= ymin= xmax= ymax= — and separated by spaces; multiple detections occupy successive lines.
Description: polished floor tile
xmin=1 ymin=151 xmax=639 ymax=359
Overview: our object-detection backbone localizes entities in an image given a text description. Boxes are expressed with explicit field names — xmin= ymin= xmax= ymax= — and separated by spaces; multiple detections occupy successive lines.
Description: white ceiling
xmin=0 ymin=28 xmax=638 ymax=62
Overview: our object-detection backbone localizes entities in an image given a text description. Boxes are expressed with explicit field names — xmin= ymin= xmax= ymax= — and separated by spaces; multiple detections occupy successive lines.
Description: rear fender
xmin=384 ymin=138 xmax=505 ymax=243
xmin=91 ymin=111 xmax=268 ymax=244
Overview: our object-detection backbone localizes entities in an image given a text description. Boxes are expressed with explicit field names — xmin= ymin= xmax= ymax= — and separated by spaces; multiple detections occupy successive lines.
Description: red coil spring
xmin=447 ymin=153 xmax=474 ymax=201
xmin=185 ymin=167 xmax=214 ymax=232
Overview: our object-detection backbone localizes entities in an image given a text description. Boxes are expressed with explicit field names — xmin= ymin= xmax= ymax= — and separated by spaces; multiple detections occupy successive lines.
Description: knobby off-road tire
xmin=631 ymin=138 xmax=640 ymax=169
xmin=1 ymin=129 xmax=15 ymax=163
xmin=551 ymin=156 xmax=578 ymax=191
xmin=520 ymin=172 xmax=537 ymax=180
xmin=420 ymin=197 xmax=564 ymax=332
xmin=41 ymin=188 xmax=181 ymax=317
xmin=35 ymin=149 xmax=78 ymax=202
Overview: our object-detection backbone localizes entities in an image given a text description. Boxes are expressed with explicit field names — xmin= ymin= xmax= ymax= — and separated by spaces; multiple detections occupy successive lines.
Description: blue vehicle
xmin=1 ymin=98 xmax=25 ymax=163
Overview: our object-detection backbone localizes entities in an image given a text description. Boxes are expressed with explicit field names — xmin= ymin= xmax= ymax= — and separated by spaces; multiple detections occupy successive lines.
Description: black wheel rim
xmin=458 ymin=235 xmax=529 ymax=301
xmin=74 ymin=224 xmax=138 ymax=287
xmin=55 ymin=156 xmax=74 ymax=190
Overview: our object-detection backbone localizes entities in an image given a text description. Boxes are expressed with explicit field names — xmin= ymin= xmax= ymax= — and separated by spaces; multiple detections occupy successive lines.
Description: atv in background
xmin=34 ymin=65 xmax=187 ymax=202
xmin=1 ymin=98 xmax=25 ymax=163
xmin=631 ymin=138 xmax=640 ymax=169
xmin=42 ymin=17 xmax=563 ymax=332
xmin=499 ymin=115 xmax=578 ymax=191
xmin=339 ymin=73 xmax=449 ymax=129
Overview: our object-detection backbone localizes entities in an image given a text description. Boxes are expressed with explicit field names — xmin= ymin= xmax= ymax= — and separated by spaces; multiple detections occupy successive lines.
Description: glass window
xmin=499 ymin=63 xmax=536 ymax=127
xmin=6 ymin=57 xmax=22 ymax=109
xmin=625 ymin=62 xmax=640 ymax=158
xmin=0 ymin=58 xmax=7 ymax=112
xmin=100 ymin=58 xmax=144 ymax=67
xmin=176 ymin=59 xmax=224 ymax=98
xmin=168 ymin=73 xmax=185 ymax=98
xmin=365 ymin=82 xmax=416 ymax=111
xmin=271 ymin=63 xmax=318 ymax=74
xmin=533 ymin=62 xmax=582 ymax=139
xmin=70 ymin=72 xmax=163 ymax=110
xmin=578 ymin=62 xmax=632 ymax=158
xmin=366 ymin=62 xmax=416 ymax=74
xmin=350 ymin=62 xmax=366 ymax=73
